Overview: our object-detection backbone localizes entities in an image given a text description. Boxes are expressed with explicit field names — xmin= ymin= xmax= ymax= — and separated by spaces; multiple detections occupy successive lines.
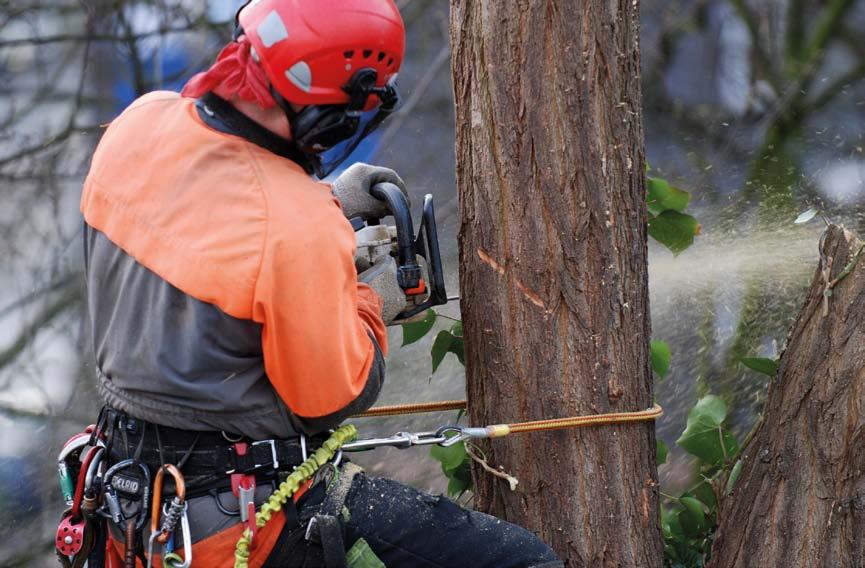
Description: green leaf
xmin=447 ymin=475 xmax=470 ymax=497
xmin=649 ymin=211 xmax=701 ymax=255
xmin=449 ymin=336 xmax=465 ymax=365
xmin=676 ymin=395 xmax=739 ymax=465
xmin=651 ymin=340 xmax=672 ymax=379
xmin=660 ymin=507 xmax=672 ymax=539
xmin=741 ymin=357 xmax=779 ymax=377
xmin=794 ymin=207 xmax=819 ymax=225
xmin=647 ymin=176 xmax=691 ymax=215
xmin=657 ymin=439 xmax=668 ymax=466
xmin=401 ymin=310 xmax=437 ymax=346
xmin=661 ymin=506 xmax=683 ymax=538
xmin=678 ymin=496 xmax=707 ymax=537
xmin=725 ymin=460 xmax=743 ymax=496
xmin=691 ymin=480 xmax=716 ymax=511
xmin=431 ymin=331 xmax=455 ymax=373
xmin=429 ymin=439 xmax=468 ymax=473
xmin=451 ymin=321 xmax=463 ymax=336
xmin=430 ymin=323 xmax=465 ymax=373
xmin=431 ymin=439 xmax=473 ymax=497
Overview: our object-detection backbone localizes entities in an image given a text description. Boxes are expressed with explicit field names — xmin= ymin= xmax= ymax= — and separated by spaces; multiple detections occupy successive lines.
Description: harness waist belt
xmin=112 ymin=440 xmax=314 ymax=476
xmin=105 ymin=409 xmax=326 ymax=478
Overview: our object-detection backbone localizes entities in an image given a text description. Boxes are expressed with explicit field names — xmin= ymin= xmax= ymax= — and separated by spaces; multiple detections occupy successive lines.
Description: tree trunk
xmin=449 ymin=2 xmax=662 ymax=565
xmin=709 ymin=225 xmax=865 ymax=567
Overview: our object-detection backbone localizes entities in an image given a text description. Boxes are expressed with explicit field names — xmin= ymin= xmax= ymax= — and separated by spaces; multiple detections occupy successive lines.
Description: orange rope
xmin=354 ymin=399 xmax=467 ymax=418
xmin=502 ymin=404 xmax=663 ymax=434
xmin=355 ymin=400 xmax=662 ymax=433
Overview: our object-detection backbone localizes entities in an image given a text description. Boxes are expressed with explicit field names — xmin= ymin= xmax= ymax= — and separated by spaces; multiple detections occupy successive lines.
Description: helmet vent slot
xmin=377 ymin=51 xmax=386 ymax=62
xmin=344 ymin=50 xmax=355 ymax=59
xmin=363 ymin=49 xmax=373 ymax=58
xmin=387 ymin=57 xmax=394 ymax=68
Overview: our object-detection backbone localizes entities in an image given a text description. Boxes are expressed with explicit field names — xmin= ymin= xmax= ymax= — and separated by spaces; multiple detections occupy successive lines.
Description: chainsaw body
xmin=353 ymin=182 xmax=448 ymax=321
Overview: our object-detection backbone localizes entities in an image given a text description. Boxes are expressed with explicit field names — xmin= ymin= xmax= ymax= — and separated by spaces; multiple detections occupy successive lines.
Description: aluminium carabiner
xmin=161 ymin=504 xmax=192 ymax=568
xmin=150 ymin=465 xmax=187 ymax=543
xmin=146 ymin=463 xmax=188 ymax=567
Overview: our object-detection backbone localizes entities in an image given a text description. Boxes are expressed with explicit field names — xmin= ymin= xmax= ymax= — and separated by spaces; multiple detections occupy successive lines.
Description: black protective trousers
xmin=263 ymin=470 xmax=563 ymax=568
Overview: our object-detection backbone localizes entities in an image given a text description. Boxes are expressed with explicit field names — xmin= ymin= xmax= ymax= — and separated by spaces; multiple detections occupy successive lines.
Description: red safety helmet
xmin=238 ymin=0 xmax=405 ymax=109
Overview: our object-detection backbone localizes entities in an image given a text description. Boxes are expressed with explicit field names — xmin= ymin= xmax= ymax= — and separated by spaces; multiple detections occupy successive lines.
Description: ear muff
xmin=290 ymin=105 xmax=359 ymax=153
xmin=286 ymin=68 xmax=382 ymax=154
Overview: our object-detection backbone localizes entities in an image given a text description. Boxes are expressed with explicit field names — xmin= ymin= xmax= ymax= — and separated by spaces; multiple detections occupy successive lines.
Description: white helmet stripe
xmin=257 ymin=10 xmax=288 ymax=48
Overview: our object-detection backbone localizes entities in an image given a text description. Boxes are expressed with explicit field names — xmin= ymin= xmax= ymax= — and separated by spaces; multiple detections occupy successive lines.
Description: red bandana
xmin=181 ymin=37 xmax=275 ymax=108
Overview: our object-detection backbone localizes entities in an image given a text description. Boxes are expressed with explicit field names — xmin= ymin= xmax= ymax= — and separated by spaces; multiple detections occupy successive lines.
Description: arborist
xmin=76 ymin=0 xmax=563 ymax=566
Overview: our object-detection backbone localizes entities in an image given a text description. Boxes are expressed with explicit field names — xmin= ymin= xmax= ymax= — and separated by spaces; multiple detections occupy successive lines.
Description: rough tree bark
xmin=449 ymin=1 xmax=662 ymax=565
xmin=709 ymin=225 xmax=865 ymax=567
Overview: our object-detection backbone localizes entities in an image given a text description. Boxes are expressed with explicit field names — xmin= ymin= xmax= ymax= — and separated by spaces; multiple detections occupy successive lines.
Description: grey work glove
xmin=359 ymin=255 xmax=406 ymax=325
xmin=331 ymin=163 xmax=409 ymax=220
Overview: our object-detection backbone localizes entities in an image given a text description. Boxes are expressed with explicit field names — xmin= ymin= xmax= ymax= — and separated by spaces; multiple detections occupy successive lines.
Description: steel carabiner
xmin=341 ymin=430 xmax=449 ymax=452
xmin=147 ymin=465 xmax=187 ymax=568
xmin=161 ymin=504 xmax=192 ymax=568
xmin=150 ymin=465 xmax=187 ymax=542
xmin=435 ymin=425 xmax=498 ymax=446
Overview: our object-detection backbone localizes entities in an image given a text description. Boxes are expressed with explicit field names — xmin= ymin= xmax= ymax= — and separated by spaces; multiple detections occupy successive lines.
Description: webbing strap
xmin=311 ymin=515 xmax=346 ymax=568
xmin=234 ymin=425 xmax=357 ymax=568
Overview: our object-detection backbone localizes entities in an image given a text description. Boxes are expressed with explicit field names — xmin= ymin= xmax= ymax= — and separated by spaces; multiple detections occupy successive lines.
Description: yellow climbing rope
xmin=233 ymin=424 xmax=358 ymax=568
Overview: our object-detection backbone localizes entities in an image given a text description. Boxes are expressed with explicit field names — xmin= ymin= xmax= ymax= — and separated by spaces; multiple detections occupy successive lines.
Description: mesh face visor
xmin=305 ymin=71 xmax=398 ymax=177
xmin=313 ymin=103 xmax=396 ymax=178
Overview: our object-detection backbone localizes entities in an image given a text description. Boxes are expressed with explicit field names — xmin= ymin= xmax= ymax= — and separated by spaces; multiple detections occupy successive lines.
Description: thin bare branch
xmin=373 ymin=45 xmax=450 ymax=159
xmin=0 ymin=284 xmax=81 ymax=370
xmin=0 ymin=20 xmax=230 ymax=48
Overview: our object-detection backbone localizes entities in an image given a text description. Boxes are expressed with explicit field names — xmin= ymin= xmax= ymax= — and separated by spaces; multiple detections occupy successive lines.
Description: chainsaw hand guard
xmin=355 ymin=182 xmax=448 ymax=322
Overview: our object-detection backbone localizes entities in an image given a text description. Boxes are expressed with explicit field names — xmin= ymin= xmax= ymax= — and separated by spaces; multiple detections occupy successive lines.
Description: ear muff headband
xmin=276 ymin=68 xmax=400 ymax=177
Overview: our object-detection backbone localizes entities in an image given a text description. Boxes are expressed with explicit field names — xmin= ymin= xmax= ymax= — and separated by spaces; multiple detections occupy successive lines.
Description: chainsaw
xmin=351 ymin=182 xmax=448 ymax=321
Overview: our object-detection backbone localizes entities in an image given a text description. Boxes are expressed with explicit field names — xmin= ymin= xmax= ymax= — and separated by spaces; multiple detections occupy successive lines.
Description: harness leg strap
xmin=305 ymin=462 xmax=364 ymax=568
xmin=309 ymin=514 xmax=346 ymax=568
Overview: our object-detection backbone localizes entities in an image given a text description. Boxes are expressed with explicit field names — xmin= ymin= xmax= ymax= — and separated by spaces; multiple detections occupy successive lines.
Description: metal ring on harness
xmin=222 ymin=431 xmax=244 ymax=443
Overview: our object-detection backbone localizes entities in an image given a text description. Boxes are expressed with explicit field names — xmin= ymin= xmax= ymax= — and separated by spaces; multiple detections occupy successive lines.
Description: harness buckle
xmin=230 ymin=442 xmax=259 ymax=547
xmin=251 ymin=439 xmax=279 ymax=470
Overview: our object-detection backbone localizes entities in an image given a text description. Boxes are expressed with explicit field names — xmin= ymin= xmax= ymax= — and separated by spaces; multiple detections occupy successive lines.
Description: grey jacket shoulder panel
xmin=85 ymin=224 xmax=296 ymax=438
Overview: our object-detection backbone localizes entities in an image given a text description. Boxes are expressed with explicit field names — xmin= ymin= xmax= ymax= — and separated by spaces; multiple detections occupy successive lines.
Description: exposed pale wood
xmin=449 ymin=1 xmax=662 ymax=565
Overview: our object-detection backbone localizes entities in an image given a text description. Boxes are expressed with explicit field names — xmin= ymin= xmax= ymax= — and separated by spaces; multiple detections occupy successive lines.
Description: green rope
xmin=233 ymin=424 xmax=358 ymax=568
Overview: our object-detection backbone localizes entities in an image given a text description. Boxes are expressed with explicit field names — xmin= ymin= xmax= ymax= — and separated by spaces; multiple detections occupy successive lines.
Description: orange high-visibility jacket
xmin=81 ymin=91 xmax=388 ymax=439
